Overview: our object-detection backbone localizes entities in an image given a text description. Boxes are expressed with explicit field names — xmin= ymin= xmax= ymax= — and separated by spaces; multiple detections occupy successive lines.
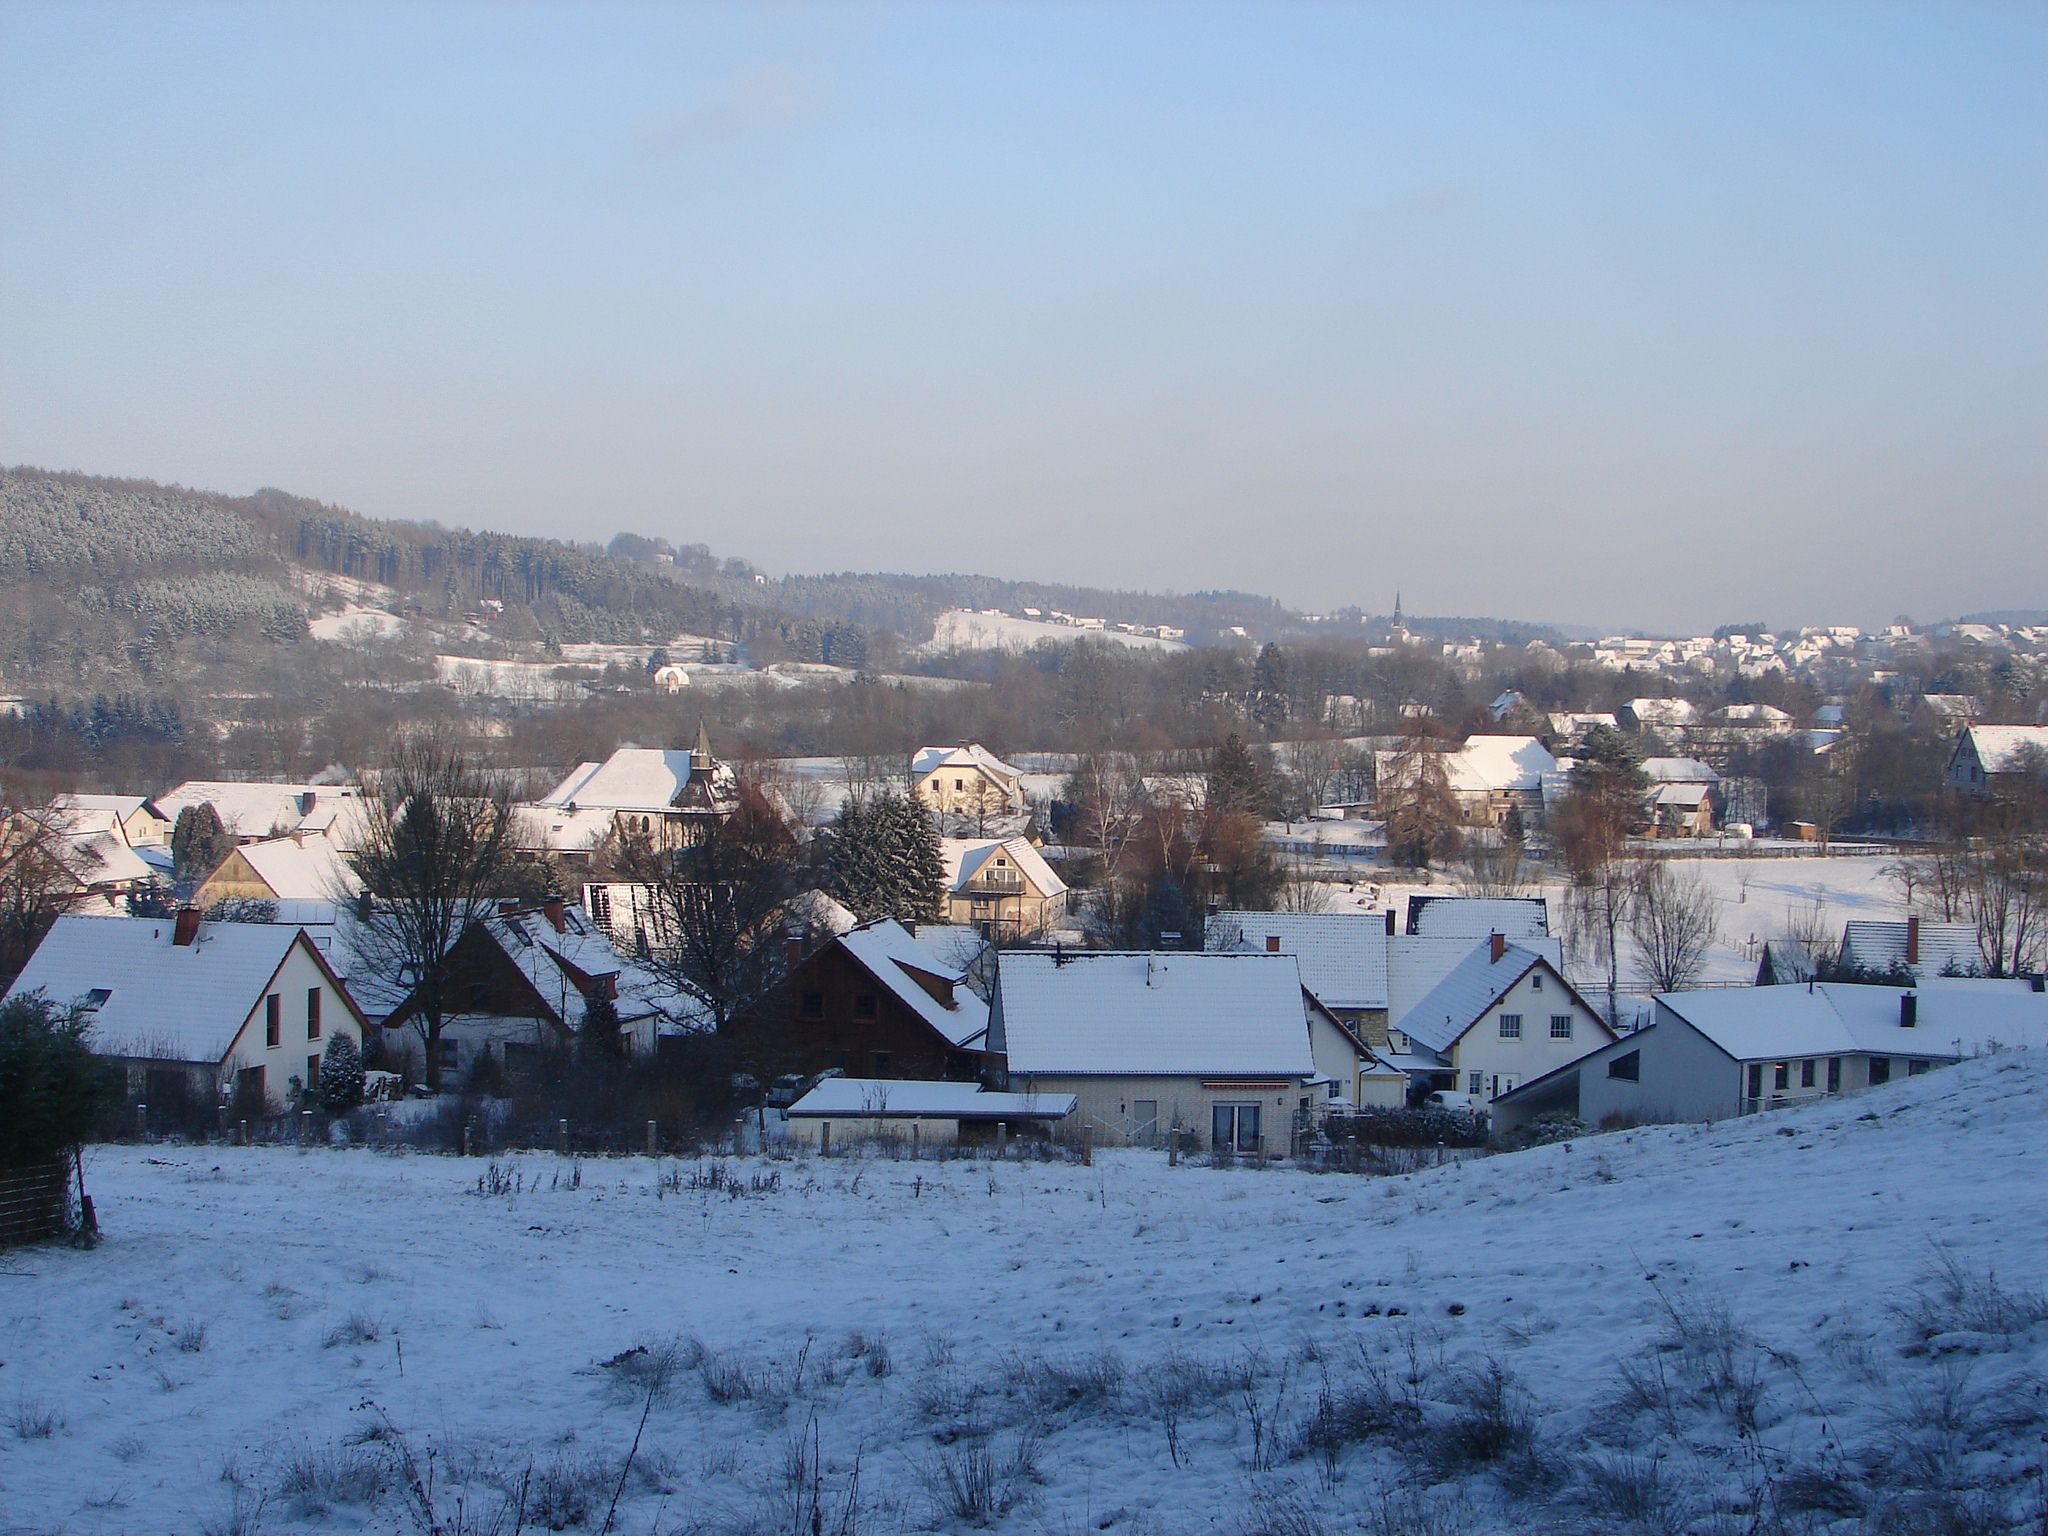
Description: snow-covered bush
xmin=320 ymin=1034 xmax=365 ymax=1113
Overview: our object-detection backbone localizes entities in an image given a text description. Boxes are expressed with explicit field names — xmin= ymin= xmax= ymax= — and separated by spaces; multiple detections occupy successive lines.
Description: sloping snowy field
xmin=7 ymin=1054 xmax=2047 ymax=1534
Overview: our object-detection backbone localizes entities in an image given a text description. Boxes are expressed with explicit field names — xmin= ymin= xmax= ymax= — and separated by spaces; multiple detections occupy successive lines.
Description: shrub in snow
xmin=320 ymin=1034 xmax=365 ymax=1113
xmin=0 ymin=994 xmax=119 ymax=1168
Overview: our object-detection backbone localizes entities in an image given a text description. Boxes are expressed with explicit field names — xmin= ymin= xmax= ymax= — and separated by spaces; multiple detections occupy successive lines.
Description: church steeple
xmin=1390 ymin=592 xmax=1410 ymax=643
xmin=691 ymin=719 xmax=713 ymax=773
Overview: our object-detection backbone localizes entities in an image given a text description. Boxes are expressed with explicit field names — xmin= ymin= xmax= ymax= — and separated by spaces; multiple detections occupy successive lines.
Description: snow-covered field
xmin=306 ymin=605 xmax=407 ymax=642
xmin=9 ymin=1054 xmax=2048 ymax=1534
xmin=925 ymin=610 xmax=1186 ymax=653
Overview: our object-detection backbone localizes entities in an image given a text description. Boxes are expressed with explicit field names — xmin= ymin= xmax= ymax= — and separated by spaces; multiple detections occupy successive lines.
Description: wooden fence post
xmin=299 ymin=1111 xmax=312 ymax=1146
xmin=1169 ymin=1127 xmax=1180 ymax=1167
xmin=135 ymin=1103 xmax=147 ymax=1142
xmin=997 ymin=1122 xmax=1008 ymax=1160
xmin=1081 ymin=1127 xmax=1092 ymax=1167
xmin=646 ymin=1119 xmax=658 ymax=1156
xmin=911 ymin=1123 xmax=920 ymax=1161
xmin=237 ymin=1118 xmax=249 ymax=1147
xmin=557 ymin=1118 xmax=568 ymax=1156
xmin=819 ymin=1122 xmax=831 ymax=1159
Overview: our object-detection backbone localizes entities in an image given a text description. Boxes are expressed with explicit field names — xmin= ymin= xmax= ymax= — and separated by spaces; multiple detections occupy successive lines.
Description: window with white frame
xmin=1549 ymin=1014 xmax=1572 ymax=1039
xmin=1498 ymin=1013 xmax=1522 ymax=1039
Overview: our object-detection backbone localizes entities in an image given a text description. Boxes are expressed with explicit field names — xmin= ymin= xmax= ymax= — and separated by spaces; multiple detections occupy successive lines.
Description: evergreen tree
xmin=579 ymin=985 xmax=626 ymax=1062
xmin=319 ymin=1033 xmax=365 ymax=1112
xmin=170 ymin=803 xmax=235 ymax=894
xmin=1206 ymin=734 xmax=1278 ymax=821
xmin=826 ymin=789 xmax=944 ymax=924
xmin=0 ymin=994 xmax=118 ymax=1168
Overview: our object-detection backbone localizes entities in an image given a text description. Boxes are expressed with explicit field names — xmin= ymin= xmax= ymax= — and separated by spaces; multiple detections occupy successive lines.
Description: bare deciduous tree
xmin=347 ymin=733 xmax=524 ymax=1091
xmin=610 ymin=782 xmax=805 ymax=1032
xmin=1628 ymin=861 xmax=1720 ymax=993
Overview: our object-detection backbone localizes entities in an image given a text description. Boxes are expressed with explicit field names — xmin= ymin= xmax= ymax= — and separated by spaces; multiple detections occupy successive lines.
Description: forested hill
xmin=0 ymin=465 xmax=1553 ymax=702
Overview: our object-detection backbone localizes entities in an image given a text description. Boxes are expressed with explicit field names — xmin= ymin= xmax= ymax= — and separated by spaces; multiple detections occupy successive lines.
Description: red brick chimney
xmin=173 ymin=907 xmax=202 ymax=947
xmin=1906 ymin=914 xmax=1921 ymax=966
xmin=1489 ymin=932 xmax=1505 ymax=963
xmin=785 ymin=935 xmax=804 ymax=968
xmin=542 ymin=894 xmax=567 ymax=933
xmin=1265 ymin=934 xmax=1281 ymax=953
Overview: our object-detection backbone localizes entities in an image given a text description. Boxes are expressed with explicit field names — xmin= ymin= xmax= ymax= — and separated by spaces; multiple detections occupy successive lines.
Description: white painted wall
xmin=1446 ymin=968 xmax=1613 ymax=1100
xmin=221 ymin=941 xmax=364 ymax=1103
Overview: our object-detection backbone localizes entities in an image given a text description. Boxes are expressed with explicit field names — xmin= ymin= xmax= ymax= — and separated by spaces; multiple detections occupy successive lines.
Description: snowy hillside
xmin=8 ymin=1055 xmax=2048 ymax=1533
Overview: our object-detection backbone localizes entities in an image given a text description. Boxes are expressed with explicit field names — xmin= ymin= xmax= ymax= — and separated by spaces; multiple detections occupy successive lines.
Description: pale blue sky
xmin=3 ymin=2 xmax=2042 ymax=631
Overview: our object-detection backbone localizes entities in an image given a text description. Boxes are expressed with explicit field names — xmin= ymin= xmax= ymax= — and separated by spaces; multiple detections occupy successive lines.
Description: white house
xmin=910 ymin=744 xmax=1026 ymax=819
xmin=1392 ymin=937 xmax=1613 ymax=1104
xmin=1493 ymin=977 xmax=2048 ymax=1134
xmin=4 ymin=912 xmax=367 ymax=1113
xmin=996 ymin=950 xmax=1318 ymax=1152
xmin=47 ymin=792 xmax=171 ymax=848
xmin=938 ymin=837 xmax=1068 ymax=939
xmin=1207 ymin=910 xmax=1570 ymax=1062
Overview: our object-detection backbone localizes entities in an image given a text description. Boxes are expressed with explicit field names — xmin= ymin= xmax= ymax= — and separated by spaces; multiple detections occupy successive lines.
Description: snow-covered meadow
xmin=8 ymin=1054 xmax=2048 ymax=1534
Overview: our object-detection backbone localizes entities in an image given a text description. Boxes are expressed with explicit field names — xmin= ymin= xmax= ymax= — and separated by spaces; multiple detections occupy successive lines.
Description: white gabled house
xmin=1392 ymin=937 xmax=1614 ymax=1104
xmin=938 ymin=836 xmax=1068 ymax=939
xmin=910 ymin=744 xmax=1025 ymax=819
xmin=3 ymin=911 xmax=368 ymax=1113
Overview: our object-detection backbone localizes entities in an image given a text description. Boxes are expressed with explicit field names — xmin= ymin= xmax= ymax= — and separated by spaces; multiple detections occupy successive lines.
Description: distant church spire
xmin=1390 ymin=591 xmax=1410 ymax=642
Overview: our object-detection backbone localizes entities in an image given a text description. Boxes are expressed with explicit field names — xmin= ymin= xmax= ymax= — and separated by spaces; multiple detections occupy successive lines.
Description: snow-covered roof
xmin=939 ymin=836 xmax=1066 ymax=898
xmin=47 ymin=793 xmax=159 ymax=840
xmin=1405 ymin=896 xmax=1549 ymax=939
xmin=1625 ymin=698 xmax=1697 ymax=727
xmin=1380 ymin=736 xmax=1557 ymax=797
xmin=998 ymin=951 xmax=1316 ymax=1078
xmin=1450 ymin=735 xmax=1558 ymax=792
xmin=477 ymin=902 xmax=711 ymax=1034
xmin=786 ymin=1078 xmax=1075 ymax=1121
xmin=836 ymin=920 xmax=991 ymax=1049
xmin=1652 ymin=782 xmax=1713 ymax=809
xmin=1658 ymin=979 xmax=2048 ymax=1062
xmin=1839 ymin=920 xmax=1982 ymax=978
xmin=511 ymin=803 xmax=619 ymax=854
xmin=5 ymin=915 xmax=326 ymax=1062
xmin=1708 ymin=704 xmax=1793 ymax=724
xmin=533 ymin=748 xmax=737 ymax=814
xmin=1548 ymin=712 xmax=1617 ymax=733
xmin=911 ymin=744 xmax=1023 ymax=786
xmin=1959 ymin=726 xmax=2048 ymax=774
xmin=154 ymin=782 xmax=362 ymax=840
xmin=64 ymin=832 xmax=154 ymax=889
xmin=230 ymin=837 xmax=363 ymax=902
xmin=1388 ymin=935 xmax=1566 ymax=1035
xmin=1207 ymin=910 xmax=1390 ymax=1011
xmin=1399 ymin=942 xmax=1564 ymax=1055
xmin=1641 ymin=757 xmax=1719 ymax=785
